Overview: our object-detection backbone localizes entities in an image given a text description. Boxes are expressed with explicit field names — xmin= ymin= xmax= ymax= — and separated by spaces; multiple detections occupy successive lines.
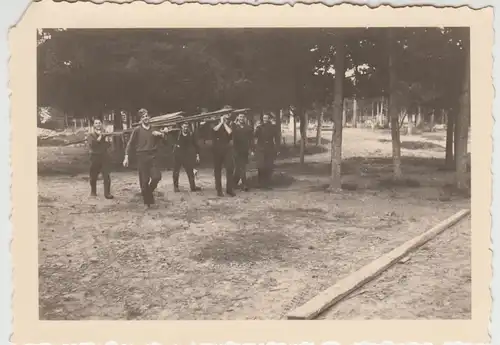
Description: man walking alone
xmin=123 ymin=108 xmax=166 ymax=207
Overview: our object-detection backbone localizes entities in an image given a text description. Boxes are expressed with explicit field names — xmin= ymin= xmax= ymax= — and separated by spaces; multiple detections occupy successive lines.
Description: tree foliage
xmin=38 ymin=27 xmax=468 ymax=120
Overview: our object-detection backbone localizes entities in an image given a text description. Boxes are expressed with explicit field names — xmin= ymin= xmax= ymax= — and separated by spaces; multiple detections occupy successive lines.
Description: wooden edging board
xmin=286 ymin=208 xmax=471 ymax=320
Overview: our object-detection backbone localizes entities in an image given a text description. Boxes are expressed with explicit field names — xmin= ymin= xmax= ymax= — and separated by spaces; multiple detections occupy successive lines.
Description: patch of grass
xmin=246 ymin=171 xmax=296 ymax=189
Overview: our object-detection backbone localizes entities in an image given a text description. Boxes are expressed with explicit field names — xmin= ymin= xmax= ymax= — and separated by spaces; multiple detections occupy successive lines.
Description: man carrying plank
xmin=87 ymin=118 xmax=114 ymax=199
xmin=123 ymin=108 xmax=166 ymax=208
xmin=168 ymin=122 xmax=202 ymax=193
xmin=231 ymin=112 xmax=254 ymax=191
xmin=212 ymin=113 xmax=235 ymax=197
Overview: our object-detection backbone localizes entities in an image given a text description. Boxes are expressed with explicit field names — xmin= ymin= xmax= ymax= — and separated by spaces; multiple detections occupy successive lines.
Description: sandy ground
xmin=38 ymin=128 xmax=471 ymax=320
xmin=319 ymin=215 xmax=471 ymax=319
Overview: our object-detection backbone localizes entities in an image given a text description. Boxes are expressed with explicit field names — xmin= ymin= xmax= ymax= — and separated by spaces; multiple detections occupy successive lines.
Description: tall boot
xmin=226 ymin=171 xmax=235 ymax=197
xmin=144 ymin=187 xmax=155 ymax=206
xmin=173 ymin=170 xmax=180 ymax=192
xmin=188 ymin=173 xmax=201 ymax=192
xmin=90 ymin=179 xmax=97 ymax=196
xmin=148 ymin=179 xmax=158 ymax=205
xmin=104 ymin=178 xmax=114 ymax=199
xmin=215 ymin=166 xmax=223 ymax=197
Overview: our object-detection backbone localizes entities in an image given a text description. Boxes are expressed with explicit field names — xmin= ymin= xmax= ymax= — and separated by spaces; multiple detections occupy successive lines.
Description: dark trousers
xmin=213 ymin=149 xmax=234 ymax=194
xmin=256 ymin=147 xmax=275 ymax=187
xmin=89 ymin=154 xmax=111 ymax=195
xmin=233 ymin=152 xmax=249 ymax=188
xmin=173 ymin=152 xmax=196 ymax=190
xmin=137 ymin=152 xmax=162 ymax=205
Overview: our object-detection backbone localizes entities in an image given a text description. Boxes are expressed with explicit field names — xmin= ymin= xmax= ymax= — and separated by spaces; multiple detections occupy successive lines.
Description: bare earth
xmin=38 ymin=128 xmax=471 ymax=320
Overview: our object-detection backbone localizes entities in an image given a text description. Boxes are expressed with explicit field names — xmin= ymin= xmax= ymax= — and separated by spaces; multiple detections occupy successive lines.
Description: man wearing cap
xmin=211 ymin=113 xmax=235 ymax=197
xmin=254 ymin=113 xmax=280 ymax=189
xmin=168 ymin=121 xmax=202 ymax=193
xmin=123 ymin=108 xmax=166 ymax=207
xmin=231 ymin=113 xmax=254 ymax=191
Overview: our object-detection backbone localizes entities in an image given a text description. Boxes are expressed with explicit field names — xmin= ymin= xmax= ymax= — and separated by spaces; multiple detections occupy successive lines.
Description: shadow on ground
xmin=278 ymin=156 xmax=445 ymax=176
xmin=191 ymin=230 xmax=295 ymax=264
xmin=276 ymin=156 xmax=470 ymax=199
xmin=245 ymin=172 xmax=296 ymax=189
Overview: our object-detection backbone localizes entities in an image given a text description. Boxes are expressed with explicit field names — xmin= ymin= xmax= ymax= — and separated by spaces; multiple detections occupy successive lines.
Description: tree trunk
xmin=430 ymin=109 xmax=435 ymax=129
xmin=330 ymin=36 xmax=345 ymax=191
xmin=112 ymin=110 xmax=124 ymax=160
xmin=352 ymin=97 xmax=358 ymax=128
xmin=113 ymin=109 xmax=123 ymax=131
xmin=342 ymin=98 xmax=347 ymax=127
xmin=376 ymin=101 xmax=382 ymax=126
xmin=416 ymin=105 xmax=423 ymax=128
xmin=388 ymin=29 xmax=402 ymax=180
xmin=316 ymin=109 xmax=323 ymax=146
xmin=454 ymin=111 xmax=459 ymax=165
xmin=445 ymin=109 xmax=455 ymax=167
xmin=293 ymin=114 xmax=297 ymax=147
xmin=277 ymin=108 xmax=283 ymax=146
xmin=455 ymin=42 xmax=470 ymax=190
xmin=407 ymin=110 xmax=415 ymax=135
xmin=128 ymin=110 xmax=133 ymax=128
xmin=300 ymin=110 xmax=308 ymax=165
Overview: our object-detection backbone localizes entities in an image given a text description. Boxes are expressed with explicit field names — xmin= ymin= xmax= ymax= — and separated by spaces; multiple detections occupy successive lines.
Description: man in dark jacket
xmin=231 ymin=113 xmax=254 ymax=191
xmin=254 ymin=113 xmax=280 ymax=189
xmin=123 ymin=108 xmax=166 ymax=207
xmin=212 ymin=113 xmax=235 ymax=197
xmin=87 ymin=118 xmax=114 ymax=199
xmin=169 ymin=122 xmax=202 ymax=192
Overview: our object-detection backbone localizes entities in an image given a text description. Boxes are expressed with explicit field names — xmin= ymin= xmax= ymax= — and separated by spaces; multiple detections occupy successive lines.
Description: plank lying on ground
xmin=286 ymin=209 xmax=470 ymax=320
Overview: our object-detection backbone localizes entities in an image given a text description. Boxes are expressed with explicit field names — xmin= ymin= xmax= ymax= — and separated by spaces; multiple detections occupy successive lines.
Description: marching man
xmin=254 ymin=113 xmax=280 ymax=189
xmin=231 ymin=112 xmax=254 ymax=191
xmin=123 ymin=108 xmax=166 ymax=208
xmin=87 ymin=118 xmax=114 ymax=199
xmin=211 ymin=113 xmax=235 ymax=197
xmin=167 ymin=121 xmax=202 ymax=193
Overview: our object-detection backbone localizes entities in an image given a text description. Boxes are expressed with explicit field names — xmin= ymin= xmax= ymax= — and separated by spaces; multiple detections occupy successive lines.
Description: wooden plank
xmin=131 ymin=111 xmax=185 ymax=127
xmin=108 ymin=108 xmax=251 ymax=135
xmin=286 ymin=209 xmax=471 ymax=320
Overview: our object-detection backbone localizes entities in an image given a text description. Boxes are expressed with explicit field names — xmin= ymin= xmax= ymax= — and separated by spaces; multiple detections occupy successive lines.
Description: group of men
xmin=87 ymin=108 xmax=280 ymax=207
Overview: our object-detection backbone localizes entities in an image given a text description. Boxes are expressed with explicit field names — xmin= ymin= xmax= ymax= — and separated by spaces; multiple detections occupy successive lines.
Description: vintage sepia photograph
xmin=35 ymin=26 xmax=474 ymax=321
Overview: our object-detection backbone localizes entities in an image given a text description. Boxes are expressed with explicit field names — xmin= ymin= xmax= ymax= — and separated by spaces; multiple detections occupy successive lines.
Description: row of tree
xmin=37 ymin=27 xmax=470 ymax=191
